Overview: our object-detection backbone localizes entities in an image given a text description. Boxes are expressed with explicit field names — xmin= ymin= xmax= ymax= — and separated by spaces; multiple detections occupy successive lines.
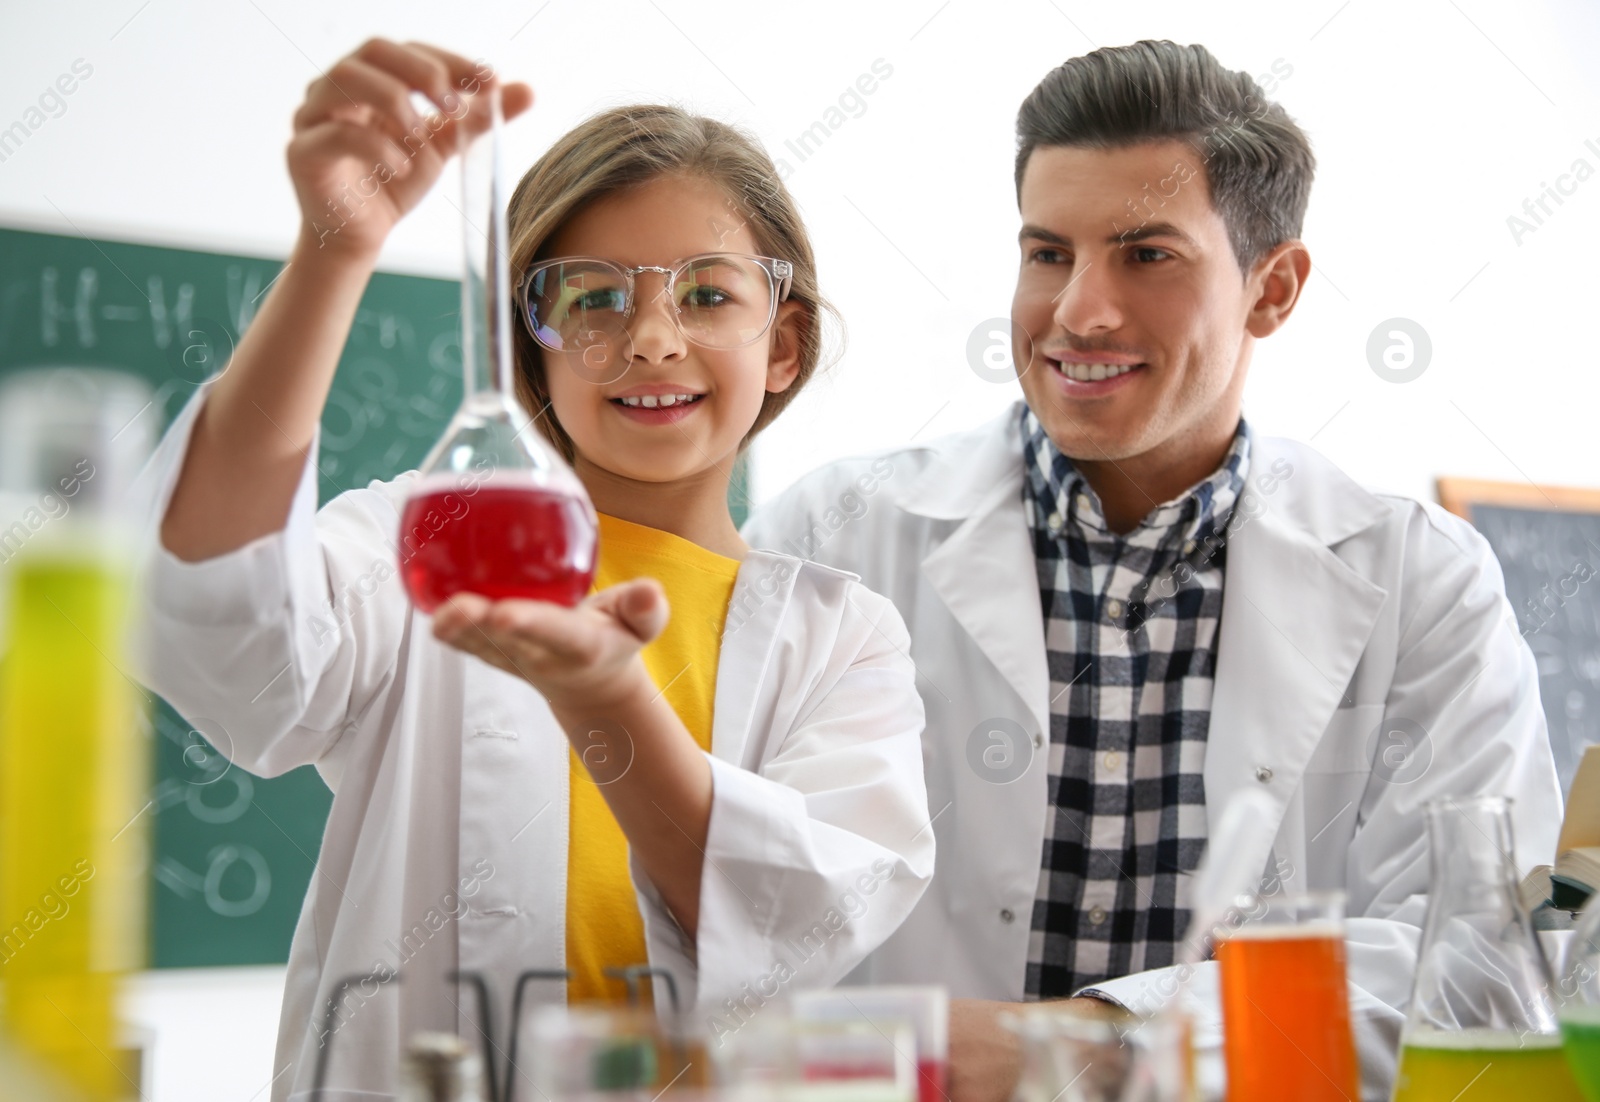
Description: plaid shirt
xmin=1020 ymin=407 xmax=1251 ymax=999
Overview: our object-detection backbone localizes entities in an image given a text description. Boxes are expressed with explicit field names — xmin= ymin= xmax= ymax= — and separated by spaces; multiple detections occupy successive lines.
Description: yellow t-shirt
xmin=565 ymin=512 xmax=741 ymax=1003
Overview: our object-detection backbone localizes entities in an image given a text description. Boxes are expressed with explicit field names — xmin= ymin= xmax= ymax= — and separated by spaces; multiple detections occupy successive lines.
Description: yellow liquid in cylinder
xmin=1392 ymin=1029 xmax=1585 ymax=1102
xmin=0 ymin=552 xmax=145 ymax=1100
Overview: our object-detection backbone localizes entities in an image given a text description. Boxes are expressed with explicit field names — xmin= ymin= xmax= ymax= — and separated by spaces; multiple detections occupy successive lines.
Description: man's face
xmin=1011 ymin=141 xmax=1260 ymax=465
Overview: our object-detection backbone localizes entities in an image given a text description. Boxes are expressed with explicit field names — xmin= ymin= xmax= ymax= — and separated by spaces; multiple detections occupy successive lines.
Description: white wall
xmin=9 ymin=0 xmax=1600 ymax=506
xmin=6 ymin=1 xmax=1600 ymax=1097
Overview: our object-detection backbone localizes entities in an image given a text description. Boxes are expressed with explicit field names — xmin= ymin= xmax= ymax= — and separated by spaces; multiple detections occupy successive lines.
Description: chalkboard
xmin=1438 ymin=478 xmax=1600 ymax=796
xmin=0 ymin=224 xmax=464 ymax=967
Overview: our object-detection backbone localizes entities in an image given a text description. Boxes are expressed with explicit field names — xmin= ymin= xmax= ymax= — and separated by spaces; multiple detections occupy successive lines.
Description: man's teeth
xmin=1056 ymin=361 xmax=1137 ymax=382
xmin=616 ymin=393 xmax=702 ymax=408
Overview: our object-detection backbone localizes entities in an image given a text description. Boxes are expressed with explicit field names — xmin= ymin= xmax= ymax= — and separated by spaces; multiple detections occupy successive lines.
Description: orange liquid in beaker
xmin=1218 ymin=924 xmax=1360 ymax=1101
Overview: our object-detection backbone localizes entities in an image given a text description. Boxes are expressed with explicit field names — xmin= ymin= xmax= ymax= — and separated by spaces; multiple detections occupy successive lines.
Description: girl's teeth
xmin=616 ymin=394 xmax=700 ymax=408
xmin=1058 ymin=361 xmax=1135 ymax=382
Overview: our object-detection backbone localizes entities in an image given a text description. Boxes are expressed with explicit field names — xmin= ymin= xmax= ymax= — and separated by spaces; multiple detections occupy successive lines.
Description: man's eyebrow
xmin=1019 ymin=221 xmax=1200 ymax=248
xmin=1110 ymin=221 xmax=1198 ymax=247
xmin=1018 ymin=224 xmax=1070 ymax=246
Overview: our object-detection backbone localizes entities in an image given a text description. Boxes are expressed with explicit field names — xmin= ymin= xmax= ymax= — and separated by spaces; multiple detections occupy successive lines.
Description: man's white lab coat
xmin=743 ymin=402 xmax=1563 ymax=1101
xmin=131 ymin=384 xmax=935 ymax=1102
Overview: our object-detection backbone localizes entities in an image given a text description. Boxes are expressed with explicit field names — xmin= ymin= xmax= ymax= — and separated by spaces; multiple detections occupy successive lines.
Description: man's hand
xmin=949 ymin=999 xmax=1022 ymax=1102
xmin=948 ymin=996 xmax=1122 ymax=1102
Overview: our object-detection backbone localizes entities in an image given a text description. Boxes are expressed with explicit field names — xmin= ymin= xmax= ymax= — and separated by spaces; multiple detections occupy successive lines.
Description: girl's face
xmin=537 ymin=174 xmax=804 ymax=487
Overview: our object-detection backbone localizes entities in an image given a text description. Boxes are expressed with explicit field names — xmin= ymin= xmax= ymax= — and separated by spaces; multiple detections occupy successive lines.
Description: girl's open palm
xmin=286 ymin=39 xmax=533 ymax=259
xmin=431 ymin=581 xmax=671 ymax=714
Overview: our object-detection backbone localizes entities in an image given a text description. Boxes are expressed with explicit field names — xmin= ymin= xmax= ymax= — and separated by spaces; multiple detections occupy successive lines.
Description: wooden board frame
xmin=1436 ymin=477 xmax=1600 ymax=521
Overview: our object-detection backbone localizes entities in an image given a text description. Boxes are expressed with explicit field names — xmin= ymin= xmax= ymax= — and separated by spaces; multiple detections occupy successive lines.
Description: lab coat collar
xmin=710 ymin=550 xmax=862 ymax=768
xmin=1244 ymin=435 xmax=1396 ymax=549
xmin=904 ymin=403 xmax=1049 ymax=736
xmin=896 ymin=403 xmax=1026 ymax=521
xmin=711 ymin=549 xmax=802 ymax=767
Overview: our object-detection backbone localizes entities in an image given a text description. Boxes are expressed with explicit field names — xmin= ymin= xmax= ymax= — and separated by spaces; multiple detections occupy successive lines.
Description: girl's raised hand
xmin=431 ymin=581 xmax=671 ymax=715
xmin=286 ymin=39 xmax=533 ymax=261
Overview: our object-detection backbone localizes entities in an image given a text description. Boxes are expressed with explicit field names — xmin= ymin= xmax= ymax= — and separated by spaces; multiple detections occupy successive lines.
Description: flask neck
xmin=1424 ymin=798 xmax=1521 ymax=901
xmin=458 ymin=81 xmax=515 ymax=407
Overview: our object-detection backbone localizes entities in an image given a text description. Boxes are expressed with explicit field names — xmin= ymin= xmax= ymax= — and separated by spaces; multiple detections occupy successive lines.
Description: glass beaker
xmin=1562 ymin=895 xmax=1600 ymax=1100
xmin=1217 ymin=891 xmax=1359 ymax=1102
xmin=520 ymin=1005 xmax=710 ymax=1101
xmin=1391 ymin=796 xmax=1584 ymax=1101
xmin=713 ymin=1014 xmax=917 ymax=1102
xmin=790 ymin=986 xmax=948 ymax=1102
xmin=398 ymin=82 xmax=598 ymax=614
xmin=1005 ymin=1005 xmax=1192 ymax=1102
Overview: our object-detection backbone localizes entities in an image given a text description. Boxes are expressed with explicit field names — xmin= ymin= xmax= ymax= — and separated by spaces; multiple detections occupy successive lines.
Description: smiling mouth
xmin=609 ymin=393 xmax=705 ymax=409
xmin=1050 ymin=359 xmax=1142 ymax=382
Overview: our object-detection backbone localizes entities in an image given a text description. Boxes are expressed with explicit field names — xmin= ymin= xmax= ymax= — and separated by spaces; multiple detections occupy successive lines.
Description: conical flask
xmin=397 ymin=82 xmax=598 ymax=613
xmin=1561 ymin=895 xmax=1600 ymax=1099
xmin=1391 ymin=796 xmax=1583 ymax=1100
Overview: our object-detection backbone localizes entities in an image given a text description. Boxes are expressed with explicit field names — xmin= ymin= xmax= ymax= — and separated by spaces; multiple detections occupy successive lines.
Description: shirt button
xmin=1000 ymin=908 xmax=1016 ymax=924
xmin=1182 ymin=539 xmax=1197 ymax=555
xmin=1076 ymin=493 xmax=1093 ymax=515
xmin=1103 ymin=750 xmax=1122 ymax=771
xmin=1048 ymin=511 xmax=1063 ymax=532
xmin=1256 ymin=766 xmax=1274 ymax=783
xmin=1105 ymin=598 xmax=1124 ymax=621
xmin=1088 ymin=906 xmax=1108 ymax=926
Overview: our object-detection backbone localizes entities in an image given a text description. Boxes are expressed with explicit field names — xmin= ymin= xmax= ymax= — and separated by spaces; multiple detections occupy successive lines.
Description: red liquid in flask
xmin=399 ymin=479 xmax=598 ymax=613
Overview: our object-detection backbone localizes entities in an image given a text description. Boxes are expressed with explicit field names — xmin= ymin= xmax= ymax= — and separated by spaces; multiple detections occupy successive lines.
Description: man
xmin=743 ymin=40 xmax=1562 ymax=1102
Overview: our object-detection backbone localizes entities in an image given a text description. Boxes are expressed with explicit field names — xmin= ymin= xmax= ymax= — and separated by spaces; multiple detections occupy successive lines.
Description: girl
xmin=136 ymin=39 xmax=932 ymax=1100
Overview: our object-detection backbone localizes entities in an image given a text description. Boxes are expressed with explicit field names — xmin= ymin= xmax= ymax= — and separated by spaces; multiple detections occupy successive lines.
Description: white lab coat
xmin=129 ymin=382 xmax=935 ymax=1102
xmin=743 ymin=402 xmax=1563 ymax=1102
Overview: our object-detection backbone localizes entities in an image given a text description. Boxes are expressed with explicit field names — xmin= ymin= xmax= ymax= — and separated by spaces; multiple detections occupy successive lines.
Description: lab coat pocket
xmin=1304 ymin=704 xmax=1387 ymax=777
xmin=1294 ymin=704 xmax=1386 ymax=884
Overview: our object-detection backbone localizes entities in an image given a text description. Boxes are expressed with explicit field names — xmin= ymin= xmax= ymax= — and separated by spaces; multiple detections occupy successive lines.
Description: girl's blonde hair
xmin=506 ymin=104 xmax=836 ymax=461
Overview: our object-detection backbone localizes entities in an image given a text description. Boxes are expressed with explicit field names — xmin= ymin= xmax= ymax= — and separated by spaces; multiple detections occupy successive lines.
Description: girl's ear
xmin=765 ymin=300 xmax=806 ymax=394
